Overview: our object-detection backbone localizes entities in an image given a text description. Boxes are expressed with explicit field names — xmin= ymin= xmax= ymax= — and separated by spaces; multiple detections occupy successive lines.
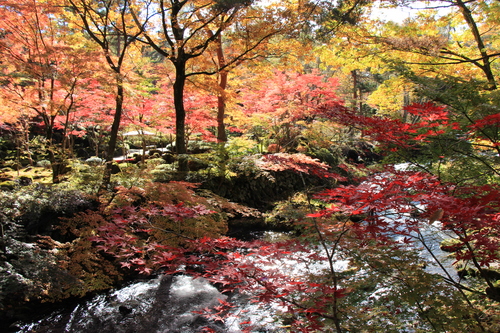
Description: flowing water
xmin=16 ymin=273 xmax=281 ymax=333
xmin=17 ymin=275 xmax=226 ymax=333
xmin=15 ymin=225 xmax=453 ymax=333
xmin=15 ymin=230 xmax=340 ymax=333
xmin=15 ymin=165 xmax=461 ymax=332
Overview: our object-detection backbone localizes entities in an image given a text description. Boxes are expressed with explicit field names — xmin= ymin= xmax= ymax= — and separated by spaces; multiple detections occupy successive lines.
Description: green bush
xmin=84 ymin=156 xmax=104 ymax=166
xmin=146 ymin=157 xmax=166 ymax=168
xmin=68 ymin=160 xmax=104 ymax=194
xmin=150 ymin=163 xmax=176 ymax=182
xmin=309 ymin=147 xmax=341 ymax=167
xmin=36 ymin=159 xmax=51 ymax=169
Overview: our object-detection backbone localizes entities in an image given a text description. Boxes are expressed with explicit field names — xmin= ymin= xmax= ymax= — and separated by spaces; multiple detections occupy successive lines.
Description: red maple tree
xmin=88 ymin=101 xmax=500 ymax=332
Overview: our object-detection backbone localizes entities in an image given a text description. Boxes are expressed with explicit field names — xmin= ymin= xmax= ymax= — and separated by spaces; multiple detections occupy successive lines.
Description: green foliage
xmin=300 ymin=121 xmax=351 ymax=151
xmin=308 ymin=147 xmax=340 ymax=167
xmin=387 ymin=71 xmax=500 ymax=187
xmin=0 ymin=136 xmax=12 ymax=160
xmin=226 ymin=136 xmax=261 ymax=157
xmin=110 ymin=162 xmax=150 ymax=189
xmin=265 ymin=192 xmax=319 ymax=229
xmin=270 ymin=122 xmax=304 ymax=152
xmin=288 ymin=212 xmax=484 ymax=332
xmin=342 ymin=243 xmax=473 ymax=332
xmin=208 ymin=139 xmax=260 ymax=177
xmin=150 ymin=163 xmax=176 ymax=182
xmin=68 ymin=159 xmax=104 ymax=194
xmin=440 ymin=238 xmax=464 ymax=253
xmin=436 ymin=157 xmax=500 ymax=186
xmin=21 ymin=136 xmax=50 ymax=164
xmin=145 ymin=157 xmax=166 ymax=168
xmin=36 ymin=159 xmax=51 ymax=169
xmin=181 ymin=141 xmax=264 ymax=180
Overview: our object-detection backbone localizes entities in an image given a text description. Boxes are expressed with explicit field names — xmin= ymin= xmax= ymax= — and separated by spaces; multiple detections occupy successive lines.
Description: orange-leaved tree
xmin=66 ymin=0 xmax=144 ymax=187
xmin=128 ymin=0 xmax=298 ymax=171
xmin=0 ymin=0 xmax=96 ymax=182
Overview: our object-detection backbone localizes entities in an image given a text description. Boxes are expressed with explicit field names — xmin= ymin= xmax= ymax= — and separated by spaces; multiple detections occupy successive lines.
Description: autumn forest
xmin=1 ymin=0 xmax=500 ymax=332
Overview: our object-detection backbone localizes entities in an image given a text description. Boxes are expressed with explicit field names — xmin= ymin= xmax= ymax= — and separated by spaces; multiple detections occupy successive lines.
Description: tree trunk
xmin=49 ymin=149 xmax=69 ymax=184
xmin=216 ymin=34 xmax=228 ymax=143
xmin=217 ymin=72 xmax=228 ymax=143
xmin=351 ymin=69 xmax=358 ymax=112
xmin=102 ymin=75 xmax=124 ymax=187
xmin=174 ymin=59 xmax=188 ymax=172
xmin=455 ymin=0 xmax=497 ymax=90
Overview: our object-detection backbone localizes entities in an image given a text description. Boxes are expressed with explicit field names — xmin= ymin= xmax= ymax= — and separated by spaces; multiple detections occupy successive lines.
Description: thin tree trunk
xmin=174 ymin=60 xmax=188 ymax=172
xmin=455 ymin=0 xmax=496 ymax=89
xmin=216 ymin=34 xmax=228 ymax=143
xmin=102 ymin=75 xmax=124 ymax=187
xmin=351 ymin=69 xmax=358 ymax=112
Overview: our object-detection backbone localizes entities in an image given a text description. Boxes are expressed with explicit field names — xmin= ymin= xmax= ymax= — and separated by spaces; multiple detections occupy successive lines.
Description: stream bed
xmin=15 ymin=273 xmax=285 ymax=333
xmin=13 ymin=223 xmax=457 ymax=333
xmin=12 ymin=166 xmax=462 ymax=332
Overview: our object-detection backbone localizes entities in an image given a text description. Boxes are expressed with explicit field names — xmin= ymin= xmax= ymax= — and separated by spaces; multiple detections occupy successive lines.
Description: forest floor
xmin=0 ymin=165 xmax=52 ymax=186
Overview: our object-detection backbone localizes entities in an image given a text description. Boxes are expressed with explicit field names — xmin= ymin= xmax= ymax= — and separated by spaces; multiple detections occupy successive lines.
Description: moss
xmin=150 ymin=164 xmax=176 ymax=182
xmin=0 ymin=180 xmax=16 ymax=190
xmin=439 ymin=238 xmax=463 ymax=252
xmin=0 ymin=165 xmax=52 ymax=185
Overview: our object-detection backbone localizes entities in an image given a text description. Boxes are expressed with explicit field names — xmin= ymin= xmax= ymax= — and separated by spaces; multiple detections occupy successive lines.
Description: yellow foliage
xmin=366 ymin=77 xmax=412 ymax=117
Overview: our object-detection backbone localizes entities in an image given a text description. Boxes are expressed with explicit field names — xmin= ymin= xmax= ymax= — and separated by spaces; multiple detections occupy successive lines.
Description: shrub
xmin=85 ymin=156 xmax=104 ymax=166
xmin=264 ymin=192 xmax=316 ymax=229
xmin=36 ymin=159 xmax=51 ymax=169
xmin=150 ymin=164 xmax=176 ymax=182
xmin=309 ymin=147 xmax=341 ymax=167
xmin=146 ymin=157 xmax=166 ymax=168
xmin=111 ymin=163 xmax=150 ymax=189
xmin=66 ymin=161 xmax=104 ymax=194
